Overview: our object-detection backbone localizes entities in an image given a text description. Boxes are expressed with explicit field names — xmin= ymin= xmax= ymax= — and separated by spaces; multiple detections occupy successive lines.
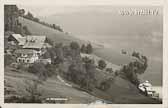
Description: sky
xmin=15 ymin=0 xmax=163 ymax=17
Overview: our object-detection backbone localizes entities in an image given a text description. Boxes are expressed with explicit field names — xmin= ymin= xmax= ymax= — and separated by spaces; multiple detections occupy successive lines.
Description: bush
xmin=99 ymin=78 xmax=114 ymax=91
xmin=45 ymin=64 xmax=56 ymax=77
xmin=86 ymin=43 xmax=93 ymax=54
xmin=28 ymin=62 xmax=48 ymax=81
xmin=42 ymin=51 xmax=50 ymax=59
xmin=106 ymin=68 xmax=113 ymax=73
xmin=70 ymin=41 xmax=80 ymax=50
xmin=121 ymin=62 xmax=141 ymax=86
xmin=81 ymin=44 xmax=93 ymax=54
xmin=4 ymin=54 xmax=15 ymax=67
xmin=98 ymin=59 xmax=106 ymax=70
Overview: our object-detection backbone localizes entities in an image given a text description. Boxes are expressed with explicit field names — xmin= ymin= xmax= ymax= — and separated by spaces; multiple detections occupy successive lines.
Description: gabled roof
xmin=18 ymin=37 xmax=26 ymax=45
xmin=11 ymin=34 xmax=23 ymax=40
xmin=11 ymin=34 xmax=26 ymax=45
xmin=23 ymin=35 xmax=46 ymax=49
xmin=26 ymin=35 xmax=46 ymax=43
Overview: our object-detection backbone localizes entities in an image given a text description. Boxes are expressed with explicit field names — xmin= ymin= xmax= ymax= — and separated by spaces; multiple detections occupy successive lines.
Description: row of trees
xmin=20 ymin=9 xmax=63 ymax=32
xmin=5 ymin=5 xmax=63 ymax=33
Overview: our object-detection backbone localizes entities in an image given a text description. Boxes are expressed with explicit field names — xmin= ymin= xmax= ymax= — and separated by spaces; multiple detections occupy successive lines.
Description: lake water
xmin=75 ymin=34 xmax=163 ymax=86
xmin=153 ymin=86 xmax=162 ymax=99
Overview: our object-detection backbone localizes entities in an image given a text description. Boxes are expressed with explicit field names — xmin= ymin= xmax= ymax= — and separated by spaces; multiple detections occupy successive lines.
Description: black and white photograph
xmin=3 ymin=1 xmax=164 ymax=105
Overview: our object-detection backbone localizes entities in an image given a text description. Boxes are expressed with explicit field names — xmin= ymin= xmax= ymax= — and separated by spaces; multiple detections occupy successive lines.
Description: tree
xmin=45 ymin=37 xmax=54 ymax=46
xmin=53 ymin=56 xmax=64 ymax=65
xmin=53 ymin=43 xmax=64 ymax=65
xmin=81 ymin=44 xmax=87 ymax=53
xmin=23 ymin=26 xmax=31 ymax=35
xmin=28 ymin=63 xmax=48 ymax=81
xmin=52 ymin=24 xmax=56 ymax=29
xmin=25 ymin=12 xmax=34 ymax=20
xmin=84 ymin=58 xmax=96 ymax=91
xmin=42 ymin=51 xmax=50 ymax=59
xmin=121 ymin=62 xmax=141 ymax=86
xmin=19 ymin=9 xmax=25 ymax=16
xmin=67 ymin=56 xmax=96 ymax=91
xmin=70 ymin=41 xmax=80 ymax=50
xmin=23 ymin=79 xmax=43 ymax=103
xmin=4 ymin=5 xmax=19 ymax=32
xmin=45 ymin=64 xmax=56 ymax=77
xmin=33 ymin=18 xmax=39 ymax=22
xmin=69 ymin=42 xmax=80 ymax=58
xmin=4 ymin=5 xmax=32 ymax=35
xmin=47 ymin=48 xmax=57 ymax=60
xmin=86 ymin=43 xmax=93 ymax=54
xmin=98 ymin=59 xmax=106 ymax=70
xmin=132 ymin=51 xmax=140 ymax=59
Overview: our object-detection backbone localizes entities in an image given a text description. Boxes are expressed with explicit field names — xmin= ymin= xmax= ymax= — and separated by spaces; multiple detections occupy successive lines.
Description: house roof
xmin=11 ymin=34 xmax=23 ymax=40
xmin=11 ymin=34 xmax=26 ymax=45
xmin=15 ymin=49 xmax=38 ymax=54
xmin=23 ymin=35 xmax=46 ymax=49
xmin=18 ymin=37 xmax=26 ymax=45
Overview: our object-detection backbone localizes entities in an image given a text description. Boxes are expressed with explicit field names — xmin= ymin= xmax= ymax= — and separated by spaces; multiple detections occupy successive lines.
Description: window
xmin=27 ymin=59 xmax=30 ymax=63
xmin=18 ymin=58 xmax=21 ymax=62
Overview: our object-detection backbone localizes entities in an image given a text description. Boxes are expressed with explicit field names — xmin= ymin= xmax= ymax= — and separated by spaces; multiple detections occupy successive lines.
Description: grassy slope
xmin=5 ymin=67 xmax=99 ymax=103
xmin=19 ymin=17 xmax=85 ymax=45
xmin=93 ymin=69 xmax=161 ymax=104
xmin=16 ymin=17 xmax=161 ymax=104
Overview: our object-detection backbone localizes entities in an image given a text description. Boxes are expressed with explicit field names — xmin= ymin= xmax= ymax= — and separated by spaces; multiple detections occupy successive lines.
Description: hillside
xmin=16 ymin=17 xmax=161 ymax=104
xmin=19 ymin=17 xmax=135 ymax=65
xmin=18 ymin=17 xmax=85 ymax=46
xmin=5 ymin=67 xmax=99 ymax=103
xmin=91 ymin=69 xmax=161 ymax=104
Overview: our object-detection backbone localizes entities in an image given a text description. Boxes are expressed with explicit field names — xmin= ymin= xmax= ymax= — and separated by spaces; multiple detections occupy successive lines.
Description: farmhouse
xmin=15 ymin=49 xmax=39 ymax=63
xmin=12 ymin=35 xmax=52 ymax=63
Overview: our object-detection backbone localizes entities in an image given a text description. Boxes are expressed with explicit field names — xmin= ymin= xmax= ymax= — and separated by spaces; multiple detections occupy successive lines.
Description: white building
xmin=138 ymin=80 xmax=158 ymax=97
xmin=15 ymin=49 xmax=39 ymax=63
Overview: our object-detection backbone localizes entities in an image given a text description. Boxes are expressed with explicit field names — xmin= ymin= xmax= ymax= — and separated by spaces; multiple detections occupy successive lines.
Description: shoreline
xmin=75 ymin=35 xmax=162 ymax=99
xmin=152 ymin=86 xmax=162 ymax=99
